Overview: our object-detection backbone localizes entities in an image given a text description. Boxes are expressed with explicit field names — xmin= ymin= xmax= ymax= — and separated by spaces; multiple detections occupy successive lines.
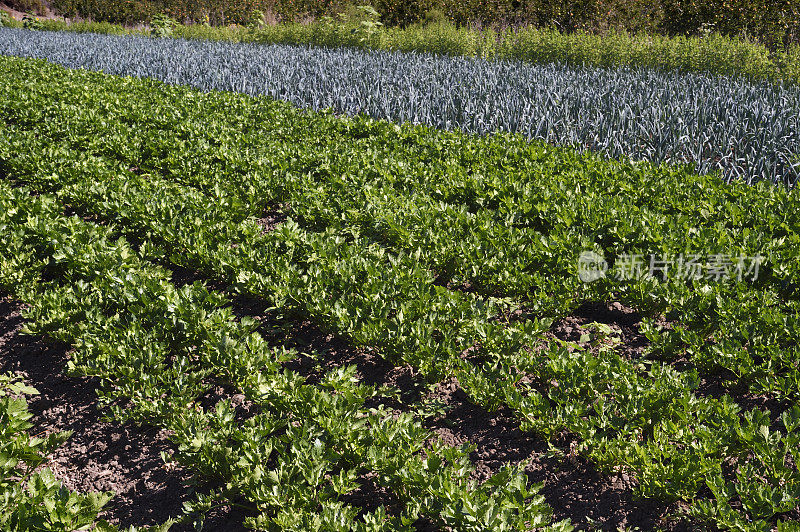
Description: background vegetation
xmin=3 ymin=8 xmax=799 ymax=85
xmin=2 ymin=0 xmax=798 ymax=48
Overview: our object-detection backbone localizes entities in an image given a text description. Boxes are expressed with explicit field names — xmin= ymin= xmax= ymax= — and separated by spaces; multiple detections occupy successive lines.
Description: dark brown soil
xmin=422 ymin=378 xmax=690 ymax=531
xmin=0 ymin=285 xmax=704 ymax=530
xmin=255 ymin=205 xmax=289 ymax=233
xmin=551 ymin=301 xmax=792 ymax=430
xmin=0 ymin=294 xmax=246 ymax=530
xmin=548 ymin=300 xmax=656 ymax=360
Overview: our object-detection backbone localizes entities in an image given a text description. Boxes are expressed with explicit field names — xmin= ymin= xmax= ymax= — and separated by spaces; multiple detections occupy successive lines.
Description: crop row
xmin=2 ymin=56 xmax=799 ymax=529
xmin=3 ymin=55 xmax=799 ymax=405
xmin=0 ymin=371 xmax=129 ymax=530
xmin=0 ymin=28 xmax=798 ymax=185
xmin=0 ymin=179 xmax=563 ymax=530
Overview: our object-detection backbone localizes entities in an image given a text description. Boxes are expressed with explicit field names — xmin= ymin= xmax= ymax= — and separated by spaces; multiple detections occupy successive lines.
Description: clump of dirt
xmin=255 ymin=205 xmax=289 ymax=233
xmin=548 ymin=300 xmax=659 ymax=360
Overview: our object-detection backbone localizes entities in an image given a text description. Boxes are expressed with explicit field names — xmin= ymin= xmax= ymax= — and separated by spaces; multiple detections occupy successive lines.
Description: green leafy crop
xmin=0 ymin=373 xmax=123 ymax=531
xmin=150 ymin=13 xmax=178 ymax=37
xmin=0 ymin=27 xmax=797 ymax=184
xmin=0 ymin=55 xmax=799 ymax=530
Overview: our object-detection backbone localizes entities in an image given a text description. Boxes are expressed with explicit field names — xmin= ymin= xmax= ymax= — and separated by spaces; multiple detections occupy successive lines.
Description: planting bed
xmin=0 ymin=30 xmax=799 ymax=531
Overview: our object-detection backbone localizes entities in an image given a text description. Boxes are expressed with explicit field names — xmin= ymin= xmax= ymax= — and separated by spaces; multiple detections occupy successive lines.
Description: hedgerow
xmin=13 ymin=15 xmax=800 ymax=85
xmin=40 ymin=0 xmax=800 ymax=47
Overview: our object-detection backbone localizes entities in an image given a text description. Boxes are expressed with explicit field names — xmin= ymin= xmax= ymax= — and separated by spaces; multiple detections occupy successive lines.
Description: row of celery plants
xmin=1 ymin=57 xmax=799 ymax=530
xmin=0 ymin=181 xmax=561 ymax=530
xmin=3 ymin=55 xmax=798 ymax=404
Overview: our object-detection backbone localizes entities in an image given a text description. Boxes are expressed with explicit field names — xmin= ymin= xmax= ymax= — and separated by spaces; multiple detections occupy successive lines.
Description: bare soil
xmin=1 ymin=286 xmax=695 ymax=530
xmin=547 ymin=300 xmax=656 ymax=359
xmin=0 ymin=294 xmax=246 ymax=530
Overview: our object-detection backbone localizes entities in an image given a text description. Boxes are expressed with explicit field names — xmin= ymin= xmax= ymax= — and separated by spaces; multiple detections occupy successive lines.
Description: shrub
xmin=151 ymin=12 xmax=178 ymax=36
xmin=778 ymin=44 xmax=800 ymax=85
xmin=660 ymin=0 xmax=799 ymax=48
xmin=21 ymin=14 xmax=44 ymax=30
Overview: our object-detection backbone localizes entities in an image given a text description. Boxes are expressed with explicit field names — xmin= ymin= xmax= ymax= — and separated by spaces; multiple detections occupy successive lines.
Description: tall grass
xmin=7 ymin=15 xmax=800 ymax=84
xmin=248 ymin=21 xmax=800 ymax=83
